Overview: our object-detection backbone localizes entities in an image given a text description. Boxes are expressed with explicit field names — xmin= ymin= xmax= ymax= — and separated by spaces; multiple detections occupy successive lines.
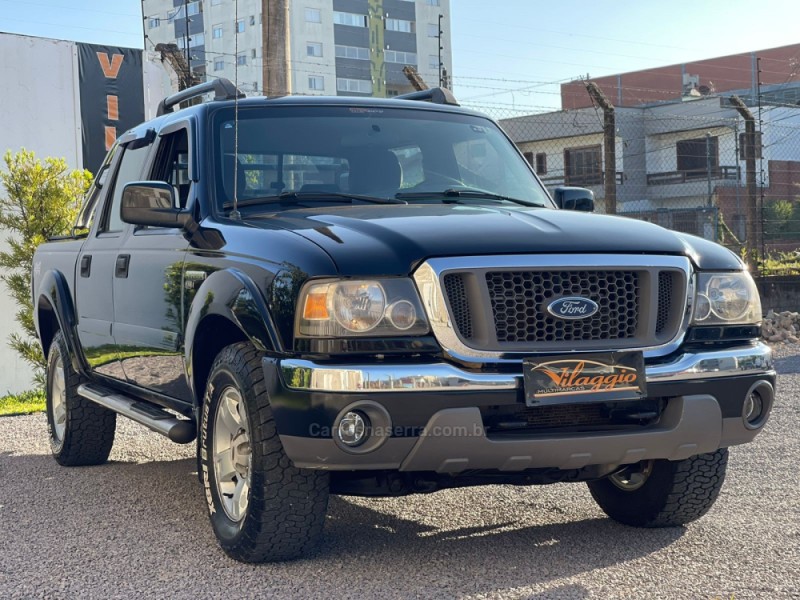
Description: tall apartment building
xmin=142 ymin=0 xmax=452 ymax=97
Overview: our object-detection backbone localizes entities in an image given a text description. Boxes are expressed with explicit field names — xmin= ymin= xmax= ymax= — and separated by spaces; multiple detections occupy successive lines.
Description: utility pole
xmin=437 ymin=14 xmax=444 ymax=87
xmin=585 ymin=81 xmax=617 ymax=214
xmin=706 ymin=132 xmax=713 ymax=207
xmin=183 ymin=0 xmax=190 ymax=73
xmin=729 ymin=95 xmax=759 ymax=265
xmin=262 ymin=0 xmax=289 ymax=96
xmin=402 ymin=65 xmax=428 ymax=91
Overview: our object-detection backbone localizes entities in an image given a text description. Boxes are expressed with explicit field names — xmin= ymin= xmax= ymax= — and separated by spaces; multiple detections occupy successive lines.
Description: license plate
xmin=523 ymin=351 xmax=646 ymax=406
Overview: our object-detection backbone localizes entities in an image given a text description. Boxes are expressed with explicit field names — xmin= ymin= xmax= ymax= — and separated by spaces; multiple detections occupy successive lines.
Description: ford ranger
xmin=32 ymin=80 xmax=775 ymax=563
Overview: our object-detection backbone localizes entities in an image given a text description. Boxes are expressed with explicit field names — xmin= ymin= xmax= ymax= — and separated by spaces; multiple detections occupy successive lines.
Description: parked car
xmin=33 ymin=80 xmax=775 ymax=562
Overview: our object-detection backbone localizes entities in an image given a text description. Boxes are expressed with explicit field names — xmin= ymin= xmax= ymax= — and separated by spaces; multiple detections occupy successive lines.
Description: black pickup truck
xmin=33 ymin=80 xmax=775 ymax=563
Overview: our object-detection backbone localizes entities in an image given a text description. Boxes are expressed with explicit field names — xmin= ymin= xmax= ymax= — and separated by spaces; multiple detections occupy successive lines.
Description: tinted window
xmin=212 ymin=106 xmax=552 ymax=212
xmin=102 ymin=144 xmax=150 ymax=232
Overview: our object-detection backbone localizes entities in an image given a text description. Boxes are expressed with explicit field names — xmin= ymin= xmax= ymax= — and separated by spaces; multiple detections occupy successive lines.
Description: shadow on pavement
xmin=1 ymin=450 xmax=685 ymax=598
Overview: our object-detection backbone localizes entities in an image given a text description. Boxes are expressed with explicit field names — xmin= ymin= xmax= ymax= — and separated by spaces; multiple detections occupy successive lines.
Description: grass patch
xmin=0 ymin=389 xmax=46 ymax=416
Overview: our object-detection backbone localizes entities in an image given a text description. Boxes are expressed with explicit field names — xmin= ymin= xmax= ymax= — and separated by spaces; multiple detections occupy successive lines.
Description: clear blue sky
xmin=1 ymin=0 xmax=798 ymax=113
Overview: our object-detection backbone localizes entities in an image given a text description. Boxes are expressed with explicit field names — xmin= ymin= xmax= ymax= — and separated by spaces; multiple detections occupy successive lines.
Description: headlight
xmin=692 ymin=272 xmax=761 ymax=325
xmin=296 ymin=278 xmax=429 ymax=337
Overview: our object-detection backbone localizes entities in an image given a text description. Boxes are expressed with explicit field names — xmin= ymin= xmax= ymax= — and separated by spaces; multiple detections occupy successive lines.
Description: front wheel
xmin=587 ymin=449 xmax=728 ymax=527
xmin=200 ymin=342 xmax=329 ymax=563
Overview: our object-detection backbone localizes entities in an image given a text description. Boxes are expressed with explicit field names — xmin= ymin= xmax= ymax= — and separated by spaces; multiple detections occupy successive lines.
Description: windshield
xmin=210 ymin=105 xmax=552 ymax=212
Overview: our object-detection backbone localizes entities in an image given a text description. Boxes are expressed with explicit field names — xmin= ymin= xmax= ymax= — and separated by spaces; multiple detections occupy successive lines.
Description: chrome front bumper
xmin=280 ymin=342 xmax=773 ymax=393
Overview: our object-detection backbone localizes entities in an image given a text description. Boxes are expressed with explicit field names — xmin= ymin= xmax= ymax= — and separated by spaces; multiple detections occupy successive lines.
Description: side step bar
xmin=77 ymin=384 xmax=196 ymax=444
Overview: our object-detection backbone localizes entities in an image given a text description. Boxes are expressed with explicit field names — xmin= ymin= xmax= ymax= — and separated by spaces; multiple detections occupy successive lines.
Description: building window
xmin=426 ymin=0 xmax=441 ymax=5
xmin=334 ymin=11 xmax=368 ymax=27
xmin=214 ymin=57 xmax=224 ymax=71
xmin=148 ymin=18 xmax=160 ymax=29
xmin=187 ymin=1 xmax=201 ymax=16
xmin=386 ymin=18 xmax=414 ymax=33
xmin=236 ymin=53 xmax=247 ymax=66
xmin=337 ymin=77 xmax=373 ymax=94
xmin=535 ymin=153 xmax=547 ymax=175
xmin=428 ymin=55 xmax=439 ymax=69
xmin=187 ymin=32 xmax=204 ymax=48
xmin=212 ymin=24 xmax=223 ymax=39
xmin=427 ymin=23 xmax=439 ymax=37
xmin=384 ymin=50 xmax=416 ymax=64
xmin=305 ymin=8 xmax=321 ymax=23
xmin=249 ymin=15 xmax=256 ymax=26
xmin=738 ymin=132 xmax=763 ymax=160
xmin=335 ymin=45 xmax=370 ymax=60
xmin=307 ymin=42 xmax=323 ymax=57
xmin=565 ymin=146 xmax=602 ymax=185
xmin=251 ymin=48 xmax=257 ymax=59
xmin=676 ymin=136 xmax=718 ymax=178
xmin=235 ymin=18 xmax=245 ymax=33
xmin=308 ymin=76 xmax=325 ymax=91
xmin=524 ymin=152 xmax=547 ymax=175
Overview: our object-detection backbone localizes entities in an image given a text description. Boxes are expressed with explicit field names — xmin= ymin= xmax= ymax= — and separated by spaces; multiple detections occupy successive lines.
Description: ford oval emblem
xmin=547 ymin=296 xmax=599 ymax=320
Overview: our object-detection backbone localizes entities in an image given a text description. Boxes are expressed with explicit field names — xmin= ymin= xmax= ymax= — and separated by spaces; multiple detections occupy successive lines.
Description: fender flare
xmin=184 ymin=268 xmax=284 ymax=397
xmin=35 ymin=269 xmax=88 ymax=375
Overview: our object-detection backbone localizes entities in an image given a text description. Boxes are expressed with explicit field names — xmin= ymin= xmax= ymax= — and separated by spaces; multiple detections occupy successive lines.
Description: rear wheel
xmin=46 ymin=331 xmax=116 ymax=466
xmin=587 ymin=450 xmax=728 ymax=527
xmin=200 ymin=342 xmax=329 ymax=562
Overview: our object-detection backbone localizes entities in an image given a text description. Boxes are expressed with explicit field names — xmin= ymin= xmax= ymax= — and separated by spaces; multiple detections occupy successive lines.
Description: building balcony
xmin=646 ymin=166 xmax=739 ymax=186
xmin=539 ymin=171 xmax=624 ymax=187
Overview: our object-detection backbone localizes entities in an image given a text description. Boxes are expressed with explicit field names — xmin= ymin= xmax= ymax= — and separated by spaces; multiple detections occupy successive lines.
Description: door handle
xmin=115 ymin=254 xmax=131 ymax=278
xmin=80 ymin=255 xmax=92 ymax=278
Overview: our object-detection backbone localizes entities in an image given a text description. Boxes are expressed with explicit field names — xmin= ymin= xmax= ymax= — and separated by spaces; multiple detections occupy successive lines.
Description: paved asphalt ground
xmin=1 ymin=351 xmax=798 ymax=599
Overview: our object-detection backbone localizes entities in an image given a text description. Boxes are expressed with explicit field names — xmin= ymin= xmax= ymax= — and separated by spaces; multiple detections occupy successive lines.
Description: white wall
xmin=288 ymin=0 xmax=336 ymax=95
xmin=0 ymin=34 xmax=81 ymax=393
xmin=0 ymin=33 xmax=173 ymax=394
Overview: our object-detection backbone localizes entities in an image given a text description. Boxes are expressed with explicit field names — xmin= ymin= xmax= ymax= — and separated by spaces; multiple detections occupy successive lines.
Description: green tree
xmin=0 ymin=149 xmax=92 ymax=383
xmin=763 ymin=199 xmax=794 ymax=239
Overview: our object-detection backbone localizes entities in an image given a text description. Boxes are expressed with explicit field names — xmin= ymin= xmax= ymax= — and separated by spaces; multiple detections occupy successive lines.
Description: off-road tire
xmin=200 ymin=342 xmax=330 ymax=563
xmin=587 ymin=449 xmax=729 ymax=527
xmin=46 ymin=330 xmax=116 ymax=466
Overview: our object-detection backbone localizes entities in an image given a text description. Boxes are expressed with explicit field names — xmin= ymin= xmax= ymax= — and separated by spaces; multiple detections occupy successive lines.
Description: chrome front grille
xmin=485 ymin=270 xmax=639 ymax=343
xmin=413 ymin=255 xmax=692 ymax=361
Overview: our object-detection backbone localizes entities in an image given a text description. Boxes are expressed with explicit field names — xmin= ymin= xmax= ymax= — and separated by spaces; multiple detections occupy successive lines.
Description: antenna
xmin=230 ymin=0 xmax=242 ymax=220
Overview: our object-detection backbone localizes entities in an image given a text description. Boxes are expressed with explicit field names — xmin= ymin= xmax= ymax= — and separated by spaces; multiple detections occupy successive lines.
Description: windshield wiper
xmin=223 ymin=191 xmax=407 ymax=211
xmin=395 ymin=188 xmax=544 ymax=207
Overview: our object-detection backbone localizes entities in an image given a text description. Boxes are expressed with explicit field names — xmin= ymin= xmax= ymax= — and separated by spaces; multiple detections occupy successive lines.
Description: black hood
xmin=246 ymin=204 xmax=742 ymax=275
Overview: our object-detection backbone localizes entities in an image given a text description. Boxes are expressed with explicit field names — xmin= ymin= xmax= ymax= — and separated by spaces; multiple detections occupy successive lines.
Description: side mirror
xmin=552 ymin=186 xmax=595 ymax=212
xmin=121 ymin=181 xmax=191 ymax=228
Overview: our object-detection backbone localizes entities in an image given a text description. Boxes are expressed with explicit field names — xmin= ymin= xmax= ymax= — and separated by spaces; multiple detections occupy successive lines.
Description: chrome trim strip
xmin=412 ymin=254 xmax=694 ymax=364
xmin=280 ymin=360 xmax=517 ymax=392
xmin=646 ymin=342 xmax=773 ymax=382
xmin=279 ymin=343 xmax=772 ymax=393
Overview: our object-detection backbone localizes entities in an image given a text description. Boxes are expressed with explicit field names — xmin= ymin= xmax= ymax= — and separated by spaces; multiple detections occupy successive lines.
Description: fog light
xmin=337 ymin=411 xmax=369 ymax=447
xmin=743 ymin=391 xmax=764 ymax=424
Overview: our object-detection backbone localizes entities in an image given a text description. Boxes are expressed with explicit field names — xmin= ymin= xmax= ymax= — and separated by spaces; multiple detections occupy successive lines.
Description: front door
xmin=113 ymin=124 xmax=193 ymax=402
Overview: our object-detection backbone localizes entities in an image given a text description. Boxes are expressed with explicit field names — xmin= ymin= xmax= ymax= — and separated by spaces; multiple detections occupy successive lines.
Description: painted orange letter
xmin=107 ymin=95 xmax=119 ymax=121
xmin=96 ymin=52 xmax=123 ymax=78
xmin=105 ymin=126 xmax=117 ymax=150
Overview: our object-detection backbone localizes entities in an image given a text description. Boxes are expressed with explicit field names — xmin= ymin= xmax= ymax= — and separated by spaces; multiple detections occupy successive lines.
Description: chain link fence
xmin=464 ymin=95 xmax=800 ymax=274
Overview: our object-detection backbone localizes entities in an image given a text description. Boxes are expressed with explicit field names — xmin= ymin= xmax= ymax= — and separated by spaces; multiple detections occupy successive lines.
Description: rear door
xmin=113 ymin=121 xmax=194 ymax=401
xmin=75 ymin=134 xmax=153 ymax=379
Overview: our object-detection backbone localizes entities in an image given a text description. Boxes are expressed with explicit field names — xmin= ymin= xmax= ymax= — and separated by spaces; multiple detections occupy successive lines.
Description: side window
xmin=151 ymin=129 xmax=191 ymax=208
xmin=101 ymin=144 xmax=151 ymax=233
